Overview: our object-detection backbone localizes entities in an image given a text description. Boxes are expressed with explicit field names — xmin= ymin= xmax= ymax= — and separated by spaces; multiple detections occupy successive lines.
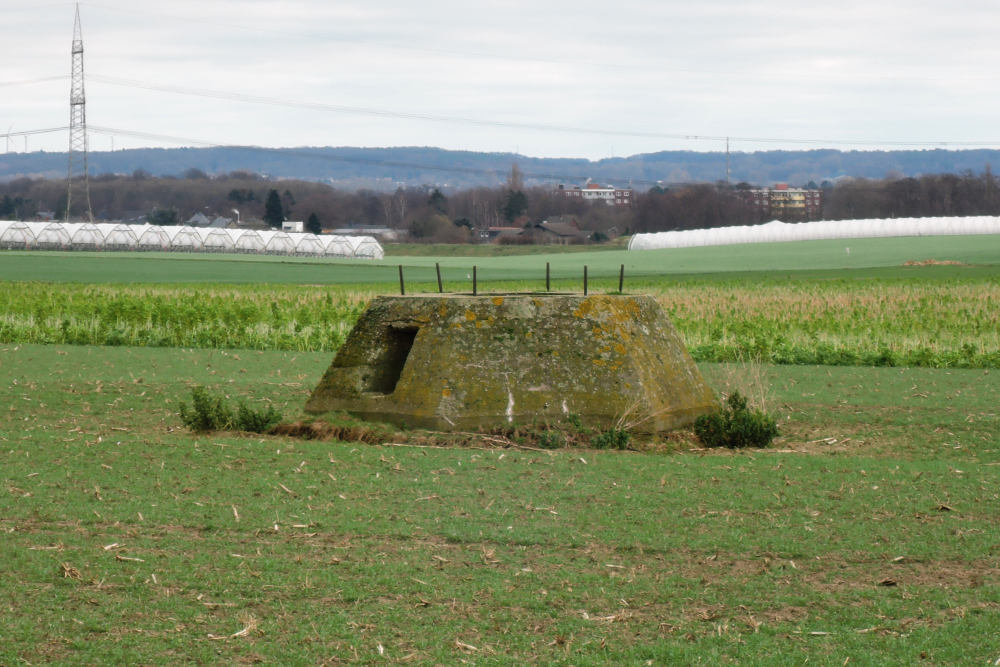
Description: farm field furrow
xmin=1 ymin=345 xmax=998 ymax=664
xmin=2 ymin=237 xmax=999 ymax=663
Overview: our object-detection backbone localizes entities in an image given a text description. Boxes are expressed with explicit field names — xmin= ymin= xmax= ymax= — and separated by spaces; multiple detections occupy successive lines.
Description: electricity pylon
xmin=66 ymin=3 xmax=94 ymax=222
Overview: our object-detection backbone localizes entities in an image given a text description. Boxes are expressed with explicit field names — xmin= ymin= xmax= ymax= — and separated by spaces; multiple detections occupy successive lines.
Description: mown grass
xmin=1 ymin=233 xmax=999 ymax=285
xmin=383 ymin=239 xmax=627 ymax=256
xmin=2 ymin=344 xmax=998 ymax=664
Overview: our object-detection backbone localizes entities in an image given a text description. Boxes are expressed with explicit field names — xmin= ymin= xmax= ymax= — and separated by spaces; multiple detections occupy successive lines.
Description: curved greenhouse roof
xmin=628 ymin=216 xmax=1000 ymax=251
xmin=0 ymin=221 xmax=35 ymax=249
xmin=0 ymin=222 xmax=384 ymax=259
xmin=35 ymin=222 xmax=73 ymax=249
xmin=136 ymin=225 xmax=170 ymax=250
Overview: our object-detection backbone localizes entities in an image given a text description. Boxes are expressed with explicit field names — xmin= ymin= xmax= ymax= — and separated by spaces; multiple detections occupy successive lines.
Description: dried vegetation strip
xmin=1 ymin=276 xmax=999 ymax=367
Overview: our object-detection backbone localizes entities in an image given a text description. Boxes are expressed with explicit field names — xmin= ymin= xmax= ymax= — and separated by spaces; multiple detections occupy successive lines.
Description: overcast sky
xmin=3 ymin=0 xmax=1000 ymax=160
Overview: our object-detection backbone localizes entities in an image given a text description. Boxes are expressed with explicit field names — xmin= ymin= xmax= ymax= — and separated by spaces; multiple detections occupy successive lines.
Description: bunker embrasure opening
xmin=366 ymin=325 xmax=418 ymax=394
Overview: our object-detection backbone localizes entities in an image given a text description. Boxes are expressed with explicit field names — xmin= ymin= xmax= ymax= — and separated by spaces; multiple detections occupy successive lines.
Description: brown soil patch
xmin=903 ymin=259 xmax=969 ymax=267
xmin=271 ymin=420 xmax=390 ymax=445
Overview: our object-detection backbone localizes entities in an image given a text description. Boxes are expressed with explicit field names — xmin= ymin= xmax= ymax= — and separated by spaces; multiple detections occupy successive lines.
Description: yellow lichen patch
xmin=465 ymin=310 xmax=477 ymax=321
xmin=442 ymin=387 xmax=452 ymax=398
xmin=573 ymin=299 xmax=596 ymax=318
xmin=492 ymin=296 xmax=505 ymax=306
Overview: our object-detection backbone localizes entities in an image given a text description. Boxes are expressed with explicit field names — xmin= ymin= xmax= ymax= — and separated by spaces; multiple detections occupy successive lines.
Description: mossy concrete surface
xmin=305 ymin=294 xmax=717 ymax=432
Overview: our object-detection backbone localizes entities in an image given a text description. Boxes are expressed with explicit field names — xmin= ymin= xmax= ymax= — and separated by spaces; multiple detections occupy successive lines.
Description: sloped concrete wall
xmin=305 ymin=294 xmax=716 ymax=433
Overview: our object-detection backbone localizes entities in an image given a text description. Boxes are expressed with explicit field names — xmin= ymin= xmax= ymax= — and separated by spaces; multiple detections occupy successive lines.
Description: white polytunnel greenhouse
xmin=71 ymin=223 xmax=105 ymax=250
xmin=0 ymin=221 xmax=385 ymax=259
xmin=200 ymin=227 xmax=235 ymax=252
xmin=136 ymin=224 xmax=170 ymax=250
xmin=261 ymin=230 xmax=296 ymax=254
xmin=628 ymin=216 xmax=1000 ymax=251
xmin=294 ymin=233 xmax=326 ymax=256
xmin=35 ymin=222 xmax=72 ymax=249
xmin=0 ymin=221 xmax=35 ymax=249
xmin=348 ymin=235 xmax=386 ymax=260
xmin=228 ymin=228 xmax=265 ymax=253
xmin=323 ymin=234 xmax=355 ymax=257
xmin=96 ymin=223 xmax=139 ymax=250
xmin=165 ymin=225 xmax=201 ymax=251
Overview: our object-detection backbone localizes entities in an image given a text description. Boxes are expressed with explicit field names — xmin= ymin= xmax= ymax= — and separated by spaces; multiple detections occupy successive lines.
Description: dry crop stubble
xmin=2 ymin=346 xmax=999 ymax=663
xmin=2 ymin=274 xmax=999 ymax=367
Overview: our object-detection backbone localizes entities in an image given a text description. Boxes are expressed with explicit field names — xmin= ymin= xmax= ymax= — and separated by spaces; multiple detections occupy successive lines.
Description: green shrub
xmin=536 ymin=431 xmax=565 ymax=449
xmin=179 ymin=386 xmax=281 ymax=434
xmin=694 ymin=391 xmax=778 ymax=449
xmin=593 ymin=428 xmax=630 ymax=450
xmin=235 ymin=400 xmax=283 ymax=433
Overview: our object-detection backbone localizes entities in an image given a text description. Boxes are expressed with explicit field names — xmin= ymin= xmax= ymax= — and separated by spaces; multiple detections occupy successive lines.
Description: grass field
xmin=1 ymin=344 xmax=998 ymax=664
xmin=1 ymin=233 xmax=999 ymax=286
xmin=1 ymin=236 xmax=999 ymax=663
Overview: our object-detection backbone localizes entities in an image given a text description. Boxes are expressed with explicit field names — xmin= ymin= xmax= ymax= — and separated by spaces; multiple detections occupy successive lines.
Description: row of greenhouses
xmin=628 ymin=216 xmax=1000 ymax=250
xmin=0 ymin=221 xmax=384 ymax=259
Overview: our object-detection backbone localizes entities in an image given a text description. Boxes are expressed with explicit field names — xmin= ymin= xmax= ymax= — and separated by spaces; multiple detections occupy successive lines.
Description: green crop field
xmin=1 ymin=236 xmax=999 ymax=663
xmin=1 ymin=345 xmax=998 ymax=664
xmin=1 ymin=233 xmax=999 ymax=285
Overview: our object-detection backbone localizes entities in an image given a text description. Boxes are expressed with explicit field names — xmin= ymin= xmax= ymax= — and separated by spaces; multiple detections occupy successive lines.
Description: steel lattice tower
xmin=66 ymin=3 xmax=93 ymax=222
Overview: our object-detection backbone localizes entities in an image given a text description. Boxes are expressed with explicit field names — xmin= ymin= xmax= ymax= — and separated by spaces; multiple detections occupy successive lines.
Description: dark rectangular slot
xmin=367 ymin=326 xmax=418 ymax=394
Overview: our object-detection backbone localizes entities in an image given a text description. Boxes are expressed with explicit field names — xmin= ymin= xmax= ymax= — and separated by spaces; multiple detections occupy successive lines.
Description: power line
xmin=0 ymin=75 xmax=68 ymax=88
xmin=87 ymin=74 xmax=1000 ymax=149
xmin=85 ymin=125 xmax=622 ymax=185
xmin=4 ymin=122 xmax=999 ymax=190
xmin=1 ymin=126 xmax=70 ymax=138
xmin=78 ymin=2 xmax=995 ymax=87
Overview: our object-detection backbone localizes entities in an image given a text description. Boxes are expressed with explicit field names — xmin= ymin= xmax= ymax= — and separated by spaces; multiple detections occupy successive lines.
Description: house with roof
xmin=557 ymin=180 xmax=633 ymax=206
xmin=532 ymin=217 xmax=591 ymax=244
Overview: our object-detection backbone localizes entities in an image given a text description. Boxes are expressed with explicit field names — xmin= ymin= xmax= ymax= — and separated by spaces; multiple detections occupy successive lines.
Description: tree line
xmin=3 ymin=168 xmax=1000 ymax=242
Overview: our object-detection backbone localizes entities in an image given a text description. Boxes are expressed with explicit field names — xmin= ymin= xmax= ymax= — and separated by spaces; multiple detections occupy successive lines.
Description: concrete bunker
xmin=305 ymin=293 xmax=717 ymax=433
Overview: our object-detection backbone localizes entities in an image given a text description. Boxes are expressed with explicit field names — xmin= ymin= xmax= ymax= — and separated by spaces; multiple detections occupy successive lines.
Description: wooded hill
xmin=4 ymin=169 xmax=1000 ymax=244
xmin=3 ymin=146 xmax=1000 ymax=191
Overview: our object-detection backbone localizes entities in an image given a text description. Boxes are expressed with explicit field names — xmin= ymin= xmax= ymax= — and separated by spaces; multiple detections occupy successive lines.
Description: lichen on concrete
xmin=305 ymin=293 xmax=717 ymax=433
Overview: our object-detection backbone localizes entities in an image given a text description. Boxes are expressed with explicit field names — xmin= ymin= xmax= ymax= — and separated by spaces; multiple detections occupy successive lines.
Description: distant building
xmin=186 ymin=212 xmax=212 ymax=227
xmin=533 ymin=218 xmax=591 ymax=244
xmin=282 ymin=220 xmax=304 ymax=233
xmin=557 ymin=180 xmax=633 ymax=206
xmin=481 ymin=226 xmax=525 ymax=242
xmin=188 ymin=212 xmax=233 ymax=228
xmin=739 ymin=183 xmax=822 ymax=221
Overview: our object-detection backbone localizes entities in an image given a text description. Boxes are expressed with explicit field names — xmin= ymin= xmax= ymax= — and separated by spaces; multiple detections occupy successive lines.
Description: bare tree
xmin=507 ymin=163 xmax=524 ymax=191
xmin=393 ymin=188 xmax=408 ymax=228
xmin=380 ymin=193 xmax=395 ymax=227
